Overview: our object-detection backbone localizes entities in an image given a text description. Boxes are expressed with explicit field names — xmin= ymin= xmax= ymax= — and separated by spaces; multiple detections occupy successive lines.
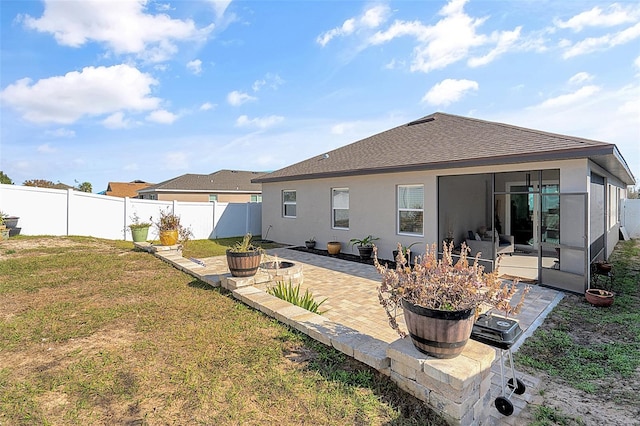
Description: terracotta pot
xmin=159 ymin=230 xmax=179 ymax=246
xmin=327 ymin=241 xmax=341 ymax=255
xmin=226 ymin=250 xmax=262 ymax=277
xmin=585 ymin=289 xmax=614 ymax=307
xmin=595 ymin=262 xmax=612 ymax=273
xmin=401 ymin=299 xmax=475 ymax=359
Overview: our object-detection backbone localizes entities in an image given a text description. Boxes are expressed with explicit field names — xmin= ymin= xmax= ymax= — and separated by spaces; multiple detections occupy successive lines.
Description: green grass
xmin=529 ymin=405 xmax=585 ymax=426
xmin=516 ymin=240 xmax=640 ymax=400
xmin=0 ymin=236 xmax=445 ymax=425
xmin=182 ymin=235 xmax=283 ymax=258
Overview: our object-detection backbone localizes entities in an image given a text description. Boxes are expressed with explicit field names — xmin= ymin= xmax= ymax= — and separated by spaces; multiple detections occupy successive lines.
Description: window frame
xmin=282 ymin=190 xmax=297 ymax=218
xmin=209 ymin=194 xmax=218 ymax=202
xmin=331 ymin=187 xmax=349 ymax=230
xmin=397 ymin=184 xmax=424 ymax=236
xmin=250 ymin=194 xmax=262 ymax=203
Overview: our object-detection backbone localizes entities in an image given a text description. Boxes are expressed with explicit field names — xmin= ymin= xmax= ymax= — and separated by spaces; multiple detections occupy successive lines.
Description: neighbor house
xmin=253 ymin=112 xmax=635 ymax=293
xmin=138 ymin=169 xmax=263 ymax=203
xmin=103 ymin=180 xmax=152 ymax=198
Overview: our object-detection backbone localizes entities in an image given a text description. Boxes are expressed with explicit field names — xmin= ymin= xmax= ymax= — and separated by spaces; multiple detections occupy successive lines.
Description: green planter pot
xmin=131 ymin=226 xmax=150 ymax=242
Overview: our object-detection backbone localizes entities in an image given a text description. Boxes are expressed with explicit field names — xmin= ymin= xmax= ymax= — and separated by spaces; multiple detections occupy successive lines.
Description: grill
xmin=471 ymin=314 xmax=526 ymax=417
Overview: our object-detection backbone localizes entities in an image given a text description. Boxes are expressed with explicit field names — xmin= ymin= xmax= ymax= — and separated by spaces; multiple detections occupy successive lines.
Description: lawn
xmin=0 ymin=236 xmax=444 ymax=425
xmin=516 ymin=239 xmax=640 ymax=425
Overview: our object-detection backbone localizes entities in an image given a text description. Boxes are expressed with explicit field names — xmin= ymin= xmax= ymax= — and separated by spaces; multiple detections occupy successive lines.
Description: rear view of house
xmin=254 ymin=112 xmax=635 ymax=293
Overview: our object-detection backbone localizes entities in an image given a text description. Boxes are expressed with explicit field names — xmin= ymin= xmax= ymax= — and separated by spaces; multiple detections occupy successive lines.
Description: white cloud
xmin=205 ymin=0 xmax=233 ymax=19
xmin=562 ymin=22 xmax=640 ymax=58
xmin=21 ymin=0 xmax=213 ymax=62
xmin=421 ymin=79 xmax=479 ymax=106
xmin=635 ymin=56 xmax=640 ymax=70
xmin=123 ymin=163 xmax=139 ymax=171
xmin=163 ymin=151 xmax=189 ymax=170
xmin=568 ymin=72 xmax=593 ymax=85
xmin=146 ymin=109 xmax=178 ymax=124
xmin=235 ymin=114 xmax=284 ymax=129
xmin=252 ymin=73 xmax=284 ymax=92
xmin=317 ymin=4 xmax=390 ymax=46
xmin=227 ymin=90 xmax=257 ymax=106
xmin=102 ymin=112 xmax=133 ymax=129
xmin=367 ymin=0 xmax=523 ymax=73
xmin=554 ymin=4 xmax=640 ymax=32
xmin=37 ymin=143 xmax=56 ymax=153
xmin=200 ymin=102 xmax=214 ymax=111
xmin=538 ymin=85 xmax=601 ymax=109
xmin=468 ymin=27 xmax=521 ymax=67
xmin=44 ymin=128 xmax=76 ymax=138
xmin=0 ymin=64 xmax=160 ymax=124
xmin=187 ymin=59 xmax=202 ymax=75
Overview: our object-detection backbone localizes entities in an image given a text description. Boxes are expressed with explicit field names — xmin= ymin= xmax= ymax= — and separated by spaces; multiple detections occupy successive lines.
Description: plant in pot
xmin=586 ymin=261 xmax=615 ymax=307
xmin=129 ymin=212 xmax=152 ymax=242
xmin=153 ymin=208 xmax=182 ymax=246
xmin=0 ymin=215 xmax=8 ymax=240
xmin=373 ymin=242 xmax=529 ymax=359
xmin=349 ymin=235 xmax=379 ymax=259
xmin=305 ymin=236 xmax=316 ymax=249
xmin=226 ymin=233 xmax=263 ymax=277
xmin=0 ymin=211 xmax=20 ymax=237
xmin=392 ymin=242 xmax=420 ymax=265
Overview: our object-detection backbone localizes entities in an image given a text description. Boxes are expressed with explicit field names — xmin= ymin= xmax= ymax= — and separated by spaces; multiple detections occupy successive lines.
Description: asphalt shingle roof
xmin=254 ymin=112 xmax=623 ymax=183
xmin=141 ymin=170 xmax=263 ymax=192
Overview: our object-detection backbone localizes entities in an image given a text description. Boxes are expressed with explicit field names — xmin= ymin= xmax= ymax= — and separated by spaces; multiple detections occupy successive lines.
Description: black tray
xmin=471 ymin=314 xmax=523 ymax=350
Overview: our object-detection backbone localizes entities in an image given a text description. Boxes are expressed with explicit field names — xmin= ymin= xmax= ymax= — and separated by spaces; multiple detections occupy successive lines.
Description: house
xmin=104 ymin=180 xmax=152 ymax=198
xmin=138 ymin=169 xmax=264 ymax=203
xmin=253 ymin=112 xmax=636 ymax=293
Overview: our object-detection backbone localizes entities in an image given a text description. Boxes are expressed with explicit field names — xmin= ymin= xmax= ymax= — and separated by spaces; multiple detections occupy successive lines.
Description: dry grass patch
xmin=0 ymin=237 xmax=444 ymax=425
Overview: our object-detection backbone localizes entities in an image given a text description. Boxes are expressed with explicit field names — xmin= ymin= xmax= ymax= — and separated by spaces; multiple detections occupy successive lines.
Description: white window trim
xmin=283 ymin=190 xmax=296 ymax=218
xmin=397 ymin=184 xmax=424 ymax=236
xmin=332 ymin=187 xmax=349 ymax=230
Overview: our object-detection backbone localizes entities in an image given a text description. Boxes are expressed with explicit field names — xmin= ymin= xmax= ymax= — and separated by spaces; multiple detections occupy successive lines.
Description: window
xmin=209 ymin=194 xmax=218 ymax=202
xmin=283 ymin=190 xmax=296 ymax=217
xmin=398 ymin=185 xmax=424 ymax=235
xmin=250 ymin=194 xmax=262 ymax=203
xmin=332 ymin=188 xmax=349 ymax=229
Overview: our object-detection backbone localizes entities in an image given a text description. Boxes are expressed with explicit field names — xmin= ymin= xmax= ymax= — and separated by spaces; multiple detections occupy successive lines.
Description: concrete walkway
xmin=144 ymin=244 xmax=563 ymax=425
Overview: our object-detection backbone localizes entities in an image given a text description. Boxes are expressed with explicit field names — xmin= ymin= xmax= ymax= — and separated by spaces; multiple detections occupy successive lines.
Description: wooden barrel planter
xmin=226 ymin=250 xmax=262 ymax=277
xmin=401 ymin=299 xmax=475 ymax=359
xmin=159 ymin=230 xmax=179 ymax=246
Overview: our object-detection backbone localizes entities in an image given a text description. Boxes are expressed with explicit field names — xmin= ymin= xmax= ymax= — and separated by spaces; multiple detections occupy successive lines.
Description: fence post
xmin=124 ymin=197 xmax=131 ymax=240
xmin=66 ymin=189 xmax=73 ymax=236
xmin=212 ymin=201 xmax=217 ymax=240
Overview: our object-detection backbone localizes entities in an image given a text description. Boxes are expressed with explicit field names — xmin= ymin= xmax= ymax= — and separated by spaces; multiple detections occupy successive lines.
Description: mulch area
xmin=287 ymin=246 xmax=397 ymax=267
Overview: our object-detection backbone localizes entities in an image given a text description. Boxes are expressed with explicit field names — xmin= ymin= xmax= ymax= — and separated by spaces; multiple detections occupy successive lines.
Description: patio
xmin=144 ymin=243 xmax=563 ymax=425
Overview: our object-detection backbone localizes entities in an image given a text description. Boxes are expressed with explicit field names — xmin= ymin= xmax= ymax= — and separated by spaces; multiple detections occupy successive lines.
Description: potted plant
xmin=327 ymin=239 xmax=341 ymax=255
xmin=392 ymin=242 xmax=420 ymax=264
xmin=226 ymin=233 xmax=263 ymax=277
xmin=373 ymin=242 xmax=529 ymax=359
xmin=349 ymin=235 xmax=379 ymax=259
xmin=0 ymin=211 xmax=20 ymax=236
xmin=305 ymin=236 xmax=316 ymax=249
xmin=129 ymin=212 xmax=152 ymax=242
xmin=0 ymin=215 xmax=8 ymax=240
xmin=153 ymin=208 xmax=182 ymax=246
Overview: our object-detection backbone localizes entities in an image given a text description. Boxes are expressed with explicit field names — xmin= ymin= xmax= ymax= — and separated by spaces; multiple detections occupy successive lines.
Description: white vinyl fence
xmin=0 ymin=184 xmax=261 ymax=241
xmin=622 ymin=198 xmax=640 ymax=239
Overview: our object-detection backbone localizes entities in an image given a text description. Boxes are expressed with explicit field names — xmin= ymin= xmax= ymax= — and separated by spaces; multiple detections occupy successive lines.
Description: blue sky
xmin=1 ymin=0 xmax=638 ymax=192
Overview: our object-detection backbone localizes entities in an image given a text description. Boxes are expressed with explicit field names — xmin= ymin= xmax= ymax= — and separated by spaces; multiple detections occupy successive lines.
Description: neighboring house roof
xmin=106 ymin=181 xmax=152 ymax=198
xmin=139 ymin=170 xmax=264 ymax=194
xmin=253 ymin=112 xmax=635 ymax=185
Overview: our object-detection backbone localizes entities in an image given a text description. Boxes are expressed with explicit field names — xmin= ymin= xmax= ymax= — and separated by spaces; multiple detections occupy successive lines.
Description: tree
xmin=23 ymin=179 xmax=57 ymax=188
xmin=77 ymin=182 xmax=92 ymax=193
xmin=0 ymin=171 xmax=13 ymax=184
xmin=628 ymin=185 xmax=639 ymax=199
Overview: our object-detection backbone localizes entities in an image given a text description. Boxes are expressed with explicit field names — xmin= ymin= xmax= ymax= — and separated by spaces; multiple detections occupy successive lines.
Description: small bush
xmin=267 ymin=281 xmax=327 ymax=314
